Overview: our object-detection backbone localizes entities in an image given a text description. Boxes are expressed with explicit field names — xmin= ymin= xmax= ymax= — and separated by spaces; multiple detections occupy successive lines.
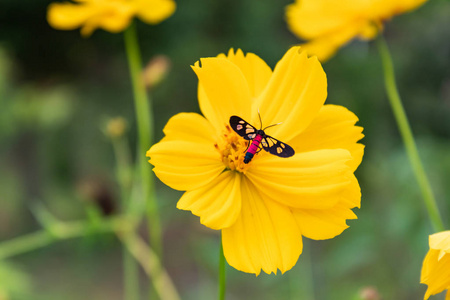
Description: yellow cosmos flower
xmin=421 ymin=231 xmax=450 ymax=300
xmin=147 ymin=47 xmax=364 ymax=274
xmin=286 ymin=0 xmax=427 ymax=61
xmin=47 ymin=0 xmax=176 ymax=36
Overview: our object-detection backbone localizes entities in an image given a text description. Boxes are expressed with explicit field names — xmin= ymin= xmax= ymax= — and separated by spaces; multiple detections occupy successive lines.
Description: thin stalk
xmin=112 ymin=135 xmax=140 ymax=300
xmin=123 ymin=247 xmax=140 ymax=300
xmin=118 ymin=231 xmax=180 ymax=300
xmin=376 ymin=35 xmax=444 ymax=232
xmin=218 ymin=241 xmax=226 ymax=300
xmin=123 ymin=22 xmax=162 ymax=257
xmin=0 ymin=217 xmax=123 ymax=260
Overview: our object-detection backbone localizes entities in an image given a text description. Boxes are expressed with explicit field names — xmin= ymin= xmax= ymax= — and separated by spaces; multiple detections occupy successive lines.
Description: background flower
xmin=421 ymin=231 xmax=450 ymax=300
xmin=2 ymin=0 xmax=448 ymax=297
xmin=286 ymin=0 xmax=428 ymax=61
xmin=47 ymin=0 xmax=176 ymax=36
xmin=147 ymin=47 xmax=364 ymax=274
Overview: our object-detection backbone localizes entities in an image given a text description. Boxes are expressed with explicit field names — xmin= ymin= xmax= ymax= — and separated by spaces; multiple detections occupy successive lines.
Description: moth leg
xmin=255 ymin=144 xmax=264 ymax=153
xmin=241 ymin=141 xmax=250 ymax=153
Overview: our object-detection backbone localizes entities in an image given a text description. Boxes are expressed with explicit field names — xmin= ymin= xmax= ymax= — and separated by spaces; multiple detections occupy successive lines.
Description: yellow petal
xmin=95 ymin=12 xmax=133 ymax=33
xmin=147 ymin=139 xmax=224 ymax=191
xmin=136 ymin=0 xmax=176 ymax=24
xmin=193 ymin=58 xmax=253 ymax=132
xmin=222 ymin=178 xmax=302 ymax=275
xmin=285 ymin=0 xmax=372 ymax=40
xmin=285 ymin=0 xmax=428 ymax=62
xmin=446 ymin=290 xmax=450 ymax=300
xmin=255 ymin=47 xmax=327 ymax=142
xmin=246 ymin=149 xmax=352 ymax=209
xmin=369 ymin=0 xmax=429 ymax=20
xmin=290 ymin=104 xmax=364 ymax=171
xmin=161 ymin=112 xmax=217 ymax=144
xmin=421 ymin=249 xmax=438 ymax=283
xmin=220 ymin=49 xmax=272 ymax=99
xmin=421 ymin=249 xmax=450 ymax=299
xmin=429 ymin=231 xmax=450 ymax=253
xmin=47 ymin=2 xmax=98 ymax=30
xmin=177 ymin=171 xmax=241 ymax=230
xmin=292 ymin=194 xmax=359 ymax=240
xmin=299 ymin=19 xmax=370 ymax=62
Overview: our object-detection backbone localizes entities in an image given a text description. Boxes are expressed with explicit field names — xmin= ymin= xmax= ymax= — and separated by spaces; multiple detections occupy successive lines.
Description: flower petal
xmin=298 ymin=20 xmax=370 ymax=62
xmin=255 ymin=47 xmax=327 ymax=142
xmin=136 ymin=0 xmax=176 ymax=24
xmin=421 ymin=249 xmax=450 ymax=299
xmin=292 ymin=175 xmax=360 ymax=240
xmin=218 ymin=49 xmax=273 ymax=99
xmin=147 ymin=139 xmax=223 ymax=191
xmin=246 ymin=149 xmax=353 ymax=209
xmin=429 ymin=231 xmax=450 ymax=253
xmin=290 ymin=104 xmax=364 ymax=171
xmin=47 ymin=2 xmax=98 ymax=30
xmin=222 ymin=178 xmax=302 ymax=275
xmin=85 ymin=11 xmax=133 ymax=35
xmin=293 ymin=204 xmax=357 ymax=240
xmin=193 ymin=57 xmax=253 ymax=132
xmin=177 ymin=171 xmax=241 ymax=230
xmin=285 ymin=0 xmax=372 ymax=40
xmin=161 ymin=112 xmax=217 ymax=144
xmin=285 ymin=0 xmax=428 ymax=62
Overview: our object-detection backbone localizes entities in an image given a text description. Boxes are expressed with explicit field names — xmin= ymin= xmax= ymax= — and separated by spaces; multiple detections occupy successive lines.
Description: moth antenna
xmin=257 ymin=108 xmax=263 ymax=130
xmin=263 ymin=122 xmax=282 ymax=131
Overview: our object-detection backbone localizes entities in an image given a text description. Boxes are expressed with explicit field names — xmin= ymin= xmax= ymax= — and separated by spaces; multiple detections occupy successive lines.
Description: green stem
xmin=218 ymin=241 xmax=226 ymax=300
xmin=119 ymin=231 xmax=180 ymax=300
xmin=0 ymin=217 xmax=179 ymax=300
xmin=112 ymin=136 xmax=133 ymax=211
xmin=123 ymin=246 xmax=140 ymax=300
xmin=112 ymin=136 xmax=140 ymax=300
xmin=124 ymin=22 xmax=162 ymax=257
xmin=376 ymin=35 xmax=445 ymax=232
xmin=0 ymin=217 xmax=123 ymax=260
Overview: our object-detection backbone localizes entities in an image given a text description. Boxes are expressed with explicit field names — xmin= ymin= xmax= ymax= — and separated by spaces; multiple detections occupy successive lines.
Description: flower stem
xmin=0 ymin=217 xmax=123 ymax=260
xmin=218 ymin=241 xmax=226 ymax=300
xmin=111 ymin=135 xmax=140 ymax=300
xmin=0 ymin=217 xmax=179 ymax=300
xmin=123 ymin=22 xmax=162 ymax=257
xmin=123 ymin=247 xmax=140 ymax=300
xmin=118 ymin=231 xmax=181 ymax=300
xmin=376 ymin=35 xmax=445 ymax=232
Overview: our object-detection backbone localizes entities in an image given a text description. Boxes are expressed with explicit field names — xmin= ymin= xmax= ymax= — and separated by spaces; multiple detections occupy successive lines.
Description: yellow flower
xmin=47 ymin=0 xmax=176 ymax=36
xmin=421 ymin=231 xmax=450 ymax=300
xmin=147 ymin=47 xmax=364 ymax=274
xmin=286 ymin=0 xmax=428 ymax=61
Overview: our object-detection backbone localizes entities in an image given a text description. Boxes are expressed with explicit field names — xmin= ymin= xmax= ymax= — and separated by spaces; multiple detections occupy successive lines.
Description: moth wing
xmin=229 ymin=116 xmax=257 ymax=140
xmin=261 ymin=136 xmax=295 ymax=158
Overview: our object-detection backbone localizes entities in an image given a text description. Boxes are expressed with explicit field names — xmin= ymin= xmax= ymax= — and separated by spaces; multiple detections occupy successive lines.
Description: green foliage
xmin=0 ymin=0 xmax=449 ymax=299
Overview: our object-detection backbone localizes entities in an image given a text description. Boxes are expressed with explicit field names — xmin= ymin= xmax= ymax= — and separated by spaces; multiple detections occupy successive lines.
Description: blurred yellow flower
xmin=147 ymin=47 xmax=364 ymax=274
xmin=47 ymin=0 xmax=176 ymax=37
xmin=105 ymin=117 xmax=127 ymax=139
xmin=286 ymin=0 xmax=428 ymax=61
xmin=421 ymin=231 xmax=450 ymax=300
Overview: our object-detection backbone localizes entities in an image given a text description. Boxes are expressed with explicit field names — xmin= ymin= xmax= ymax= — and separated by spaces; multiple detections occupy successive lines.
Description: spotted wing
xmin=261 ymin=135 xmax=295 ymax=158
xmin=229 ymin=116 xmax=257 ymax=140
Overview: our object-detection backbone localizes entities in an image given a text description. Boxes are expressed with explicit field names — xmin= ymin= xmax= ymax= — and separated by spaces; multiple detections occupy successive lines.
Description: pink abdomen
xmin=248 ymin=135 xmax=262 ymax=154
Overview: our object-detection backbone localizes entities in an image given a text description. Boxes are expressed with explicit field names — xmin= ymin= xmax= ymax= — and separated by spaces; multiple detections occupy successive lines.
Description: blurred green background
xmin=0 ymin=0 xmax=450 ymax=299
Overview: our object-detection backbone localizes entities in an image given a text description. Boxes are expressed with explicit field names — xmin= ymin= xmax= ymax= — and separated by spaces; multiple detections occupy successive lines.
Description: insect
xmin=229 ymin=114 xmax=295 ymax=164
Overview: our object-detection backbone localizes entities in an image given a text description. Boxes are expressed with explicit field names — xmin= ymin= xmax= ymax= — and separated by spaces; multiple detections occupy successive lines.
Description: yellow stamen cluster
xmin=214 ymin=124 xmax=250 ymax=173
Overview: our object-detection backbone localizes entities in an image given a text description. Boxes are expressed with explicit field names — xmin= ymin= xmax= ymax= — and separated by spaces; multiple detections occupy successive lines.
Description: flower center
xmin=214 ymin=124 xmax=250 ymax=173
